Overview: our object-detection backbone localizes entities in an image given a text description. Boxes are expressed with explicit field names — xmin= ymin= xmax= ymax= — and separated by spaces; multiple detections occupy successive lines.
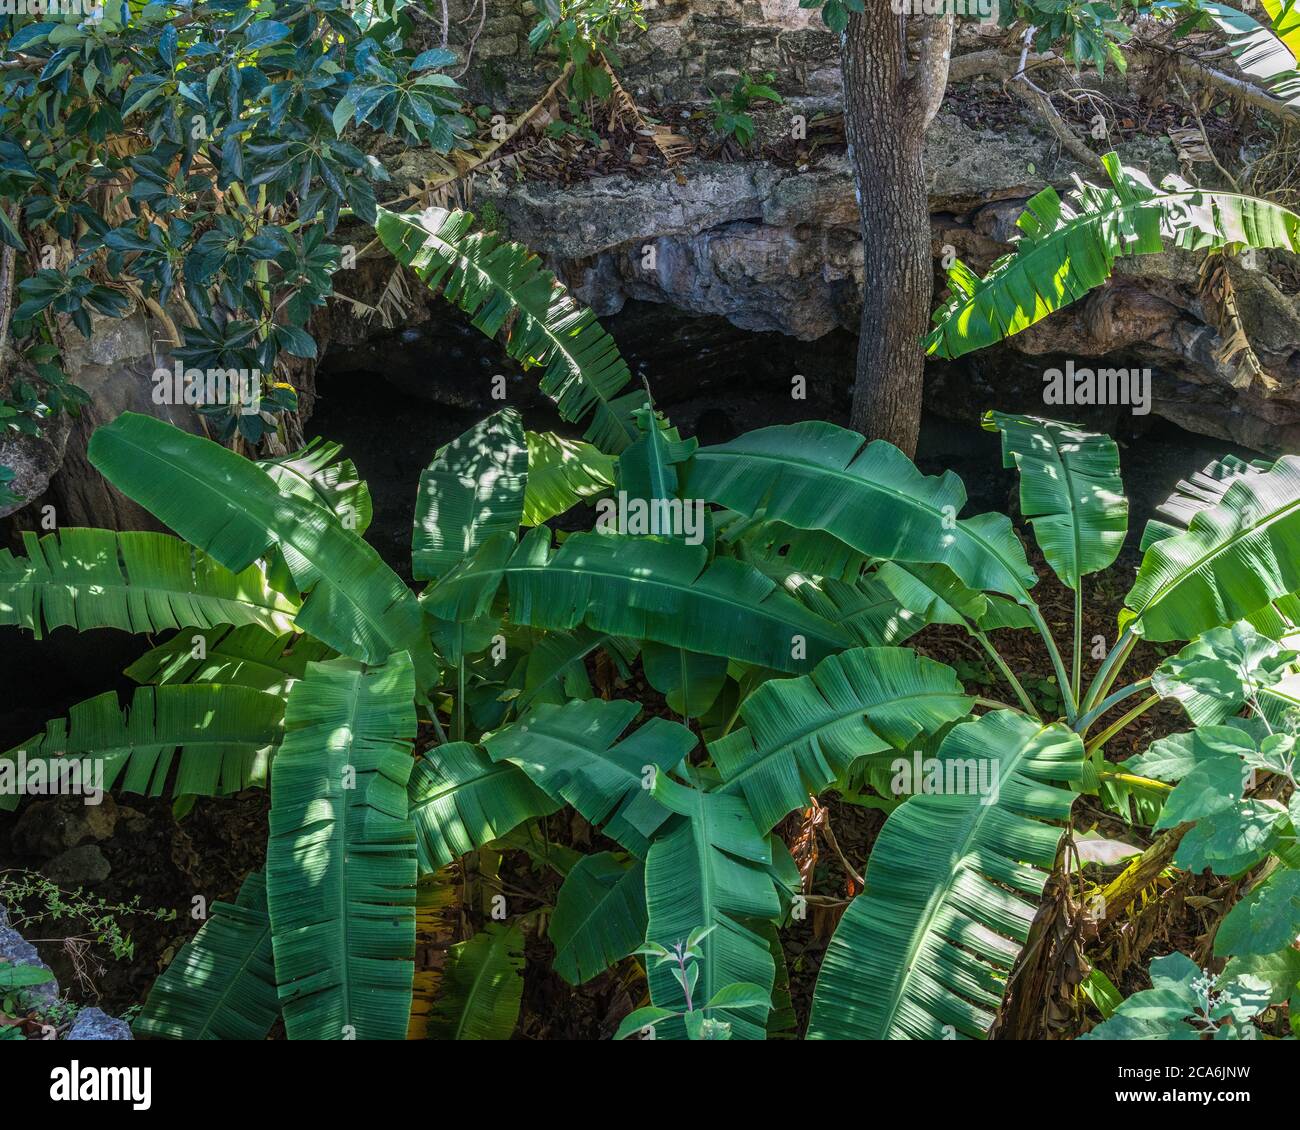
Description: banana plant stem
xmin=1030 ymin=605 xmax=1076 ymax=722
xmin=974 ymin=630 xmax=1040 ymax=719
xmin=1081 ymin=628 xmax=1137 ymax=715
xmin=1098 ymin=769 xmax=1172 ymax=793
xmin=455 ymin=661 xmax=466 ymax=742
xmin=1084 ymin=694 xmax=1160 ymax=756
xmin=1071 ymin=584 xmax=1083 ymax=707
xmin=429 ymin=708 xmax=449 ymax=745
xmin=1073 ymin=678 xmax=1153 ymax=737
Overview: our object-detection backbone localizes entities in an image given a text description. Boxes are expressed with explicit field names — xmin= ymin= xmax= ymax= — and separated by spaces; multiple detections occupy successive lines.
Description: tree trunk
xmin=841 ymin=6 xmax=952 ymax=457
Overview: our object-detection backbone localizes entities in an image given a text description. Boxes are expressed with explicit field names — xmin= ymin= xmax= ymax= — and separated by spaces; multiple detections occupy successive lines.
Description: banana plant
xmin=926 ymin=153 xmax=1300 ymax=360
xmin=795 ymin=415 xmax=1300 ymax=1039
xmin=5 ymin=357 xmax=1300 ymax=1039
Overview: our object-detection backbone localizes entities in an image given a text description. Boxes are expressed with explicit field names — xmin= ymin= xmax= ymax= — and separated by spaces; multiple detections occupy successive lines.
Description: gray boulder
xmin=66 ymin=1006 xmax=133 ymax=1041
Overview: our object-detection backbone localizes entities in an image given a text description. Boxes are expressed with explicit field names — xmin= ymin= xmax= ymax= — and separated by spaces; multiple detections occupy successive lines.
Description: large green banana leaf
xmin=259 ymin=438 xmax=372 ymax=534
xmin=266 ymin=655 xmax=418 ymax=1040
xmin=484 ymin=698 xmax=696 ymax=857
xmin=869 ymin=561 xmax=980 ymax=627
xmin=0 ymin=528 xmax=298 ymax=638
xmin=0 ymin=683 xmax=284 ymax=810
xmin=710 ymin=646 xmax=973 ymax=833
xmin=983 ymin=412 xmax=1127 ymax=589
xmin=133 ymin=871 xmax=279 ymax=1040
xmin=426 ymin=526 xmax=853 ymax=674
xmin=407 ymin=740 xmax=559 ymax=874
xmin=512 ymin=627 xmax=608 ymax=713
xmin=798 ymin=561 xmax=1032 ymax=642
xmin=522 ymin=431 xmax=614 ymax=526
xmin=617 ymin=406 xmax=697 ymax=505
xmin=426 ymin=922 xmax=525 ymax=1040
xmin=927 ymin=154 xmax=1300 ymax=359
xmin=465 ymin=626 xmax=630 ymax=732
xmin=374 ymin=207 xmax=640 ymax=452
xmin=125 ymin=625 xmax=334 ymax=693
xmin=685 ymin=421 xmax=1038 ymax=603
xmin=549 ymin=852 xmax=647 ymax=986
xmin=87 ymin=413 xmax=436 ymax=687
xmin=807 ymin=710 xmax=1084 ymax=1040
xmin=1122 ymin=455 xmax=1300 ymax=642
xmin=412 ymin=408 xmax=527 ymax=582
xmin=1139 ymin=455 xmax=1269 ymax=551
xmin=616 ymin=409 xmax=722 ymax=715
xmin=643 ymin=773 xmax=785 ymax=1041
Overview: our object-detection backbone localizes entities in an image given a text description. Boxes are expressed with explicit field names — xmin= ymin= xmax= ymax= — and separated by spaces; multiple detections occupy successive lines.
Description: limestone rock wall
xmin=450 ymin=0 xmax=840 ymax=105
xmin=468 ymin=101 xmax=1300 ymax=452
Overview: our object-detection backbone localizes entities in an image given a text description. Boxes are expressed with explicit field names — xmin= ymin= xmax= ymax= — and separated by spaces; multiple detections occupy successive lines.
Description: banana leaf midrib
xmin=193 ymin=911 xmax=273 ymax=1039
xmin=1032 ymin=427 xmax=1087 ymax=588
xmin=102 ymin=426 xmax=395 ymax=652
xmin=451 ymin=930 xmax=510 ymax=1041
xmin=404 ymin=222 xmax=634 ymax=446
xmin=714 ymin=689 xmax=971 ymax=800
xmin=331 ymin=670 xmax=366 ymax=1033
xmin=23 ymin=726 xmax=279 ymax=759
xmin=1130 ymin=485 xmax=1300 ymax=630
xmin=488 ymin=558 xmax=850 ymax=645
xmin=1261 ymin=679 xmax=1300 ymax=710
xmin=6 ymin=572 xmax=296 ymax=619
xmin=693 ymin=446 xmax=1035 ymax=605
xmin=870 ymin=721 xmax=1057 ymax=1038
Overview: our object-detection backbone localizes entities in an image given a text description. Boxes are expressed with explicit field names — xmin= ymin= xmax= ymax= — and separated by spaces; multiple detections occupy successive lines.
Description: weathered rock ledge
xmin=469 ymin=110 xmax=1300 ymax=453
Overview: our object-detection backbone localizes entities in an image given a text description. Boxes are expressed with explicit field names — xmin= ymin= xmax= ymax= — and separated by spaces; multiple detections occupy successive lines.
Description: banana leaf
xmin=807 ymin=710 xmax=1084 ymax=1039
xmin=0 ymin=527 xmax=298 ymax=638
xmin=412 ymin=408 xmax=527 ymax=582
xmin=87 ymin=413 xmax=436 ymax=687
xmin=0 ymin=683 xmax=284 ymax=810
xmin=133 ymin=871 xmax=279 ymax=1040
xmin=266 ymin=654 xmax=418 ymax=1040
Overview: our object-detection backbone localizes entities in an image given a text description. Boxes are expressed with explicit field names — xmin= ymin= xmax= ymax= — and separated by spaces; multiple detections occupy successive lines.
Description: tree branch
xmin=906 ymin=12 xmax=955 ymax=131
xmin=1169 ymin=53 xmax=1297 ymax=123
xmin=0 ymin=205 xmax=20 ymax=394
xmin=1011 ymin=81 xmax=1106 ymax=176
